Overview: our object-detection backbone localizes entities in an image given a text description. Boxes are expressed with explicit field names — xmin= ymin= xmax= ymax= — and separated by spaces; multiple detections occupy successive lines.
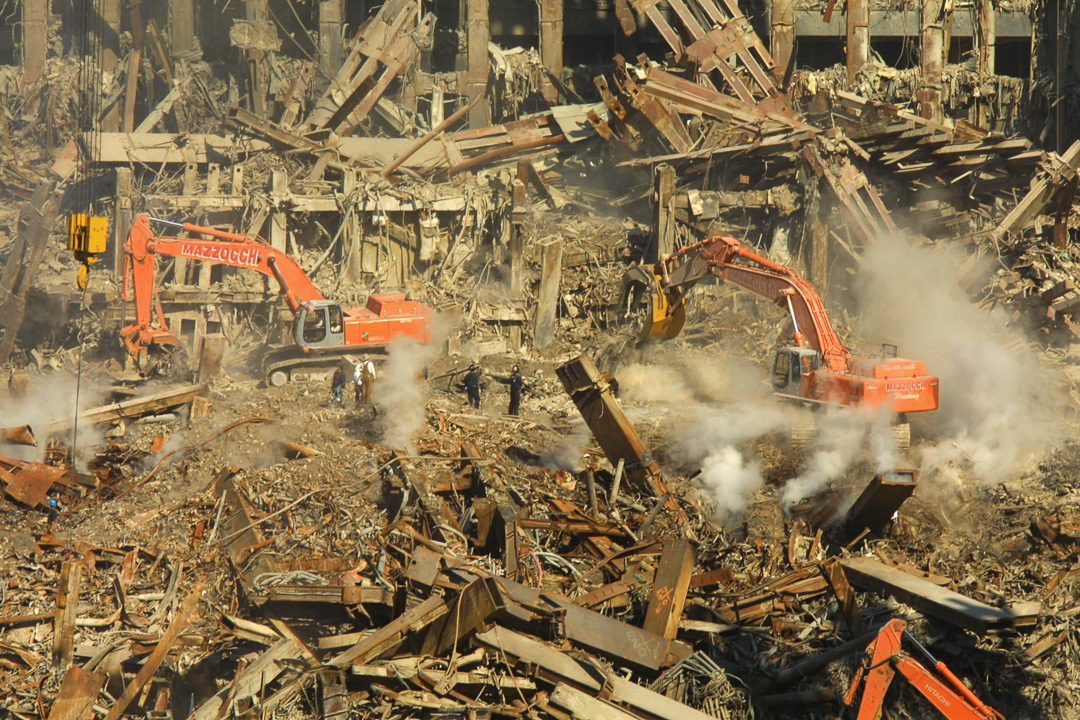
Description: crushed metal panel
xmin=47 ymin=665 xmax=106 ymax=720
xmin=230 ymin=20 xmax=281 ymax=51
xmin=0 ymin=463 xmax=58 ymax=507
xmin=547 ymin=102 xmax=611 ymax=142
xmin=421 ymin=576 xmax=504 ymax=655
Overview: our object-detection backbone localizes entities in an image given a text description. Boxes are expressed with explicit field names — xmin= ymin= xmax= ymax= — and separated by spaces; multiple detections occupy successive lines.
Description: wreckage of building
xmin=3 ymin=0 xmax=1080 ymax=719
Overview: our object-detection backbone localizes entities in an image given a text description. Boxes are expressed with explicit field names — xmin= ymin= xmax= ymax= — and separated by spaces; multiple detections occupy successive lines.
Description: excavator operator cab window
xmin=772 ymin=351 xmax=792 ymax=389
xmin=298 ymin=303 xmax=346 ymax=349
xmin=327 ymin=305 xmax=343 ymax=334
xmin=302 ymin=308 xmax=327 ymax=344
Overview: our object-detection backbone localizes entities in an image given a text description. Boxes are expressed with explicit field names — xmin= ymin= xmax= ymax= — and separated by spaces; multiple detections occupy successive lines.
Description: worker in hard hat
xmin=463 ymin=363 xmax=482 ymax=409
xmin=508 ymin=365 xmax=526 ymax=416
xmin=47 ymin=497 xmax=61 ymax=532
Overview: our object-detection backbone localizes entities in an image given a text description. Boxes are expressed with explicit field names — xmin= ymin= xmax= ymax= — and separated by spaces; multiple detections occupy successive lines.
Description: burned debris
xmin=2 ymin=0 xmax=1080 ymax=719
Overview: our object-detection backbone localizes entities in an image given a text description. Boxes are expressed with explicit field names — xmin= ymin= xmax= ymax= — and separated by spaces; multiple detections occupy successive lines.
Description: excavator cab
xmin=295 ymin=300 xmax=345 ymax=349
xmin=772 ymin=347 xmax=822 ymax=395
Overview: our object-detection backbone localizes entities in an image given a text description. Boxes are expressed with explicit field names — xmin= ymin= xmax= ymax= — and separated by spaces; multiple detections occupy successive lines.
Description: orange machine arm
xmin=121 ymin=213 xmax=325 ymax=355
xmin=846 ymin=619 xmax=1005 ymax=720
xmin=657 ymin=236 xmax=852 ymax=373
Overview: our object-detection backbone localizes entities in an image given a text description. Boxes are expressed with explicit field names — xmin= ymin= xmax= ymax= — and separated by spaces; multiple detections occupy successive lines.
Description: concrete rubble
xmin=2 ymin=0 xmax=1080 ymax=718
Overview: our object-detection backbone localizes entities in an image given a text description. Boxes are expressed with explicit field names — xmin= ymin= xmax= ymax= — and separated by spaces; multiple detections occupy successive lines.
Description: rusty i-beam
xmin=556 ymin=355 xmax=680 ymax=517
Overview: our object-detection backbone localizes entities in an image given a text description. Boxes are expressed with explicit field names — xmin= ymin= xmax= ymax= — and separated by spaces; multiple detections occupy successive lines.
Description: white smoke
xmin=853 ymin=235 xmax=1062 ymax=487
xmin=780 ymin=412 xmax=865 ymax=507
xmin=376 ymin=337 xmax=437 ymax=453
xmin=0 ymin=371 xmax=107 ymax=469
xmin=698 ymin=446 xmax=762 ymax=521
xmin=541 ymin=425 xmax=591 ymax=472
xmin=674 ymin=401 xmax=790 ymax=523
xmin=375 ymin=316 xmax=448 ymax=453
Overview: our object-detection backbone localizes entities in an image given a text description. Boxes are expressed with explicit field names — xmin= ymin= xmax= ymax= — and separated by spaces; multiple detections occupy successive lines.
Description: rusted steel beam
xmin=556 ymin=354 xmax=673 ymax=503
xmin=52 ymin=561 xmax=81 ymax=667
xmin=540 ymin=0 xmax=564 ymax=102
xmin=844 ymin=469 xmax=918 ymax=533
xmin=847 ymin=0 xmax=869 ymax=82
xmin=840 ymin=557 xmax=1028 ymax=634
xmin=918 ymin=0 xmax=945 ymax=121
xmin=466 ymin=0 xmax=490 ymax=128
xmin=103 ymin=583 xmax=206 ymax=720
xmin=820 ymin=559 xmax=866 ymax=637
xmin=771 ymin=0 xmax=795 ymax=85
xmin=643 ymin=540 xmax=696 ymax=639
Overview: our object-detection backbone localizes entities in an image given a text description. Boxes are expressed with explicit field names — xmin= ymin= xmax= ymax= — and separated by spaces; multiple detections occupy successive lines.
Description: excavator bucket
xmin=618 ymin=266 xmax=686 ymax=340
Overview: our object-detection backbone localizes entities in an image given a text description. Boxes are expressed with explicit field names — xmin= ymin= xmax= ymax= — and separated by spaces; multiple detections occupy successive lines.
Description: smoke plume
xmin=376 ymin=316 xmax=447 ymax=453
xmin=780 ymin=411 xmax=865 ymax=507
xmin=618 ymin=348 xmax=792 ymax=523
xmin=674 ymin=400 xmax=790 ymax=523
xmin=0 ymin=372 xmax=107 ymax=468
xmin=852 ymin=235 xmax=1062 ymax=486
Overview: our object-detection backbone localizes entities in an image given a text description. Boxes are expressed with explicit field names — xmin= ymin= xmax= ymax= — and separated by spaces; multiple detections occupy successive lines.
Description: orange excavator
xmin=619 ymin=236 xmax=938 ymax=424
xmin=845 ymin=619 xmax=1005 ymax=719
xmin=121 ymin=214 xmax=434 ymax=385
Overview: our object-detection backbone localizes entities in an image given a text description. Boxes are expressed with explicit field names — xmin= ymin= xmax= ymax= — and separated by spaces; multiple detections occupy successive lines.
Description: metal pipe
xmin=608 ymin=458 xmax=625 ymax=507
xmin=637 ymin=492 xmax=670 ymax=537
xmin=584 ymin=470 xmax=598 ymax=515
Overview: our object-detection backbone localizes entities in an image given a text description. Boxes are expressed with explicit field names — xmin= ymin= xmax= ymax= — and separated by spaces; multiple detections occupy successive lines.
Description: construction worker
xmin=331 ymin=366 xmax=346 ymax=407
xmin=508 ymin=365 xmax=525 ymax=416
xmin=463 ymin=363 xmax=482 ymax=409
xmin=359 ymin=356 xmax=376 ymax=406
xmin=46 ymin=497 xmax=61 ymax=532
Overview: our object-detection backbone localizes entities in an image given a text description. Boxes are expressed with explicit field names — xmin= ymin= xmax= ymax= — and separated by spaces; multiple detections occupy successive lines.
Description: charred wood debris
xmin=3 ymin=0 xmax=1080 ymax=719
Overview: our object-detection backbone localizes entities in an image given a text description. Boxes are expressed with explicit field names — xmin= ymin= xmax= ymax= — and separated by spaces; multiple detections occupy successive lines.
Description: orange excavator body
xmin=623 ymin=235 xmax=938 ymax=415
xmin=121 ymin=214 xmax=433 ymax=376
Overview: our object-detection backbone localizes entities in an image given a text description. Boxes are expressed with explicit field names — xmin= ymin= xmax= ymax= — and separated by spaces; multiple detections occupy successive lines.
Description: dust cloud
xmin=0 ymin=373 xmax=108 ymax=468
xmin=620 ymin=348 xmax=791 ymax=523
xmin=541 ymin=425 xmax=592 ymax=472
xmin=780 ymin=408 xmax=900 ymax=508
xmin=375 ymin=315 xmax=448 ymax=454
xmin=851 ymin=234 xmax=1063 ymax=487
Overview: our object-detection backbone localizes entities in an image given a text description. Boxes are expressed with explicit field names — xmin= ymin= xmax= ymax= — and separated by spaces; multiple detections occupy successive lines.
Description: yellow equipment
xmin=67 ymin=214 xmax=108 ymax=289
xmin=618 ymin=265 xmax=686 ymax=339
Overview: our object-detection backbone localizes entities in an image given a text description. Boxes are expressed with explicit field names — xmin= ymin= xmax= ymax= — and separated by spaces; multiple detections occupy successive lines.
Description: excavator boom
xmin=847 ymin=619 xmax=1005 ymax=720
xmin=120 ymin=213 xmax=433 ymax=379
xmin=620 ymin=235 xmax=939 ymax=415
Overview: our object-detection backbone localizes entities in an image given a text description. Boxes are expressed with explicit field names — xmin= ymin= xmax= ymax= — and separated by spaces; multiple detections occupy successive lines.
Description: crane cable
xmin=70 ymin=0 xmax=106 ymax=468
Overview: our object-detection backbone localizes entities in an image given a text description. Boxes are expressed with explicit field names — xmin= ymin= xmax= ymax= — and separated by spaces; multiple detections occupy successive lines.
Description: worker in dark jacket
xmin=463 ymin=364 xmax=482 ymax=409
xmin=508 ymin=365 xmax=526 ymax=416
xmin=331 ymin=366 xmax=347 ymax=407
xmin=47 ymin=497 xmax=61 ymax=531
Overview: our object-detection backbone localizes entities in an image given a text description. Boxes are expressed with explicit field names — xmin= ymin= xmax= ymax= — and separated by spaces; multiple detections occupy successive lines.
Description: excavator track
xmin=261 ymin=345 xmax=387 ymax=387
xmin=788 ymin=415 xmax=911 ymax=451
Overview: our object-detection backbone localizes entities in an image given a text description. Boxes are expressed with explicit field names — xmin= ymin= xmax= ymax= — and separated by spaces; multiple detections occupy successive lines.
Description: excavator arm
xmin=622 ymin=235 xmax=852 ymax=373
xmin=121 ymin=213 xmax=326 ymax=358
xmin=845 ymin=619 xmax=1005 ymax=720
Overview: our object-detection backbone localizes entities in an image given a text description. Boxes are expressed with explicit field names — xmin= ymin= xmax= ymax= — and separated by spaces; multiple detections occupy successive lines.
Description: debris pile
xmin=2 ymin=0 xmax=1080 ymax=718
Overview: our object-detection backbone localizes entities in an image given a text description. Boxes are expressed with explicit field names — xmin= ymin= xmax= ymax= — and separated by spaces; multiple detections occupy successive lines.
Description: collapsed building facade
xmin=2 ymin=1 xmax=1080 ymax=720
